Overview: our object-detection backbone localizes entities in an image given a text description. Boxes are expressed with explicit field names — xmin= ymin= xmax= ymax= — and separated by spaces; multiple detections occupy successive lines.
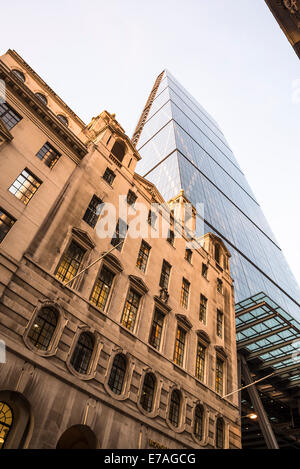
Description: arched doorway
xmin=56 ymin=424 xmax=98 ymax=449
xmin=0 ymin=391 xmax=31 ymax=449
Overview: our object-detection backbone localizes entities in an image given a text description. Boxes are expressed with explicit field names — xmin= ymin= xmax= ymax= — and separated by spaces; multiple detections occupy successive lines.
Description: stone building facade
xmin=0 ymin=49 xmax=241 ymax=449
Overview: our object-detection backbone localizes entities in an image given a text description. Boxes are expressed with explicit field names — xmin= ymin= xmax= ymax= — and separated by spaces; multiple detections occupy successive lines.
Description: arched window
xmin=216 ymin=417 xmax=225 ymax=449
xmin=108 ymin=354 xmax=126 ymax=395
xmin=111 ymin=141 xmax=126 ymax=163
xmin=57 ymin=114 xmax=69 ymax=126
xmin=0 ymin=402 xmax=13 ymax=449
xmin=35 ymin=93 xmax=48 ymax=105
xmin=28 ymin=307 xmax=58 ymax=350
xmin=140 ymin=373 xmax=155 ymax=412
xmin=56 ymin=424 xmax=97 ymax=449
xmin=70 ymin=332 xmax=95 ymax=375
xmin=194 ymin=405 xmax=204 ymax=441
xmin=169 ymin=390 xmax=181 ymax=427
xmin=12 ymin=70 xmax=25 ymax=82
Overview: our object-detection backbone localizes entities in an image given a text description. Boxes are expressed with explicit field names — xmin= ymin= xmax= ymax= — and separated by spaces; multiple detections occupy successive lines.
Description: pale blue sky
xmin=2 ymin=0 xmax=300 ymax=287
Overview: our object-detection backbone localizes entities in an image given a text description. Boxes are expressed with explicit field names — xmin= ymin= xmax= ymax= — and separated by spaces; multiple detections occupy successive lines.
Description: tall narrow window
xmin=199 ymin=294 xmax=207 ymax=323
xmin=9 ymin=168 xmax=42 ymax=205
xmin=185 ymin=248 xmax=192 ymax=263
xmin=140 ymin=373 xmax=156 ymax=413
xmin=136 ymin=240 xmax=151 ymax=273
xmin=90 ymin=265 xmax=114 ymax=311
xmin=195 ymin=342 xmax=206 ymax=382
xmin=121 ymin=289 xmax=141 ymax=331
xmin=111 ymin=218 xmax=128 ymax=251
xmin=169 ymin=390 xmax=181 ymax=427
xmin=215 ymin=244 xmax=220 ymax=264
xmin=174 ymin=326 xmax=186 ymax=367
xmin=0 ymin=402 xmax=13 ymax=449
xmin=36 ymin=142 xmax=61 ymax=169
xmin=103 ymin=167 xmax=116 ymax=185
xmin=0 ymin=208 xmax=16 ymax=243
xmin=127 ymin=189 xmax=137 ymax=206
xmin=216 ymin=310 xmax=223 ymax=338
xmin=27 ymin=307 xmax=58 ymax=351
xmin=167 ymin=229 xmax=174 ymax=246
xmin=147 ymin=209 xmax=157 ymax=228
xmin=56 ymin=240 xmax=85 ymax=283
xmin=83 ymin=195 xmax=103 ymax=228
xmin=0 ymin=102 xmax=22 ymax=131
xmin=108 ymin=354 xmax=126 ymax=395
xmin=159 ymin=260 xmax=171 ymax=290
xmin=180 ymin=278 xmax=190 ymax=309
xmin=202 ymin=263 xmax=208 ymax=279
xmin=217 ymin=278 xmax=223 ymax=294
xmin=216 ymin=418 xmax=225 ymax=449
xmin=194 ymin=405 xmax=204 ymax=441
xmin=149 ymin=308 xmax=164 ymax=350
xmin=216 ymin=357 xmax=224 ymax=395
xmin=70 ymin=332 xmax=94 ymax=375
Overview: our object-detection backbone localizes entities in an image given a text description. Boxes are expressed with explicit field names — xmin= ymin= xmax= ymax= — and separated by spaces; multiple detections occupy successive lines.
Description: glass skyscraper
xmin=133 ymin=70 xmax=300 ymax=321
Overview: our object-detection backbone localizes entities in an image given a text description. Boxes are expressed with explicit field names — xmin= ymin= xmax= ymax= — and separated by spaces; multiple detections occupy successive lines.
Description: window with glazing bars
xmin=121 ymin=289 xmax=141 ymax=331
xmin=36 ymin=142 xmax=61 ymax=169
xmin=0 ymin=102 xmax=22 ymax=130
xmin=149 ymin=308 xmax=164 ymax=350
xmin=216 ymin=357 xmax=224 ymax=395
xmin=180 ymin=278 xmax=190 ymax=309
xmin=202 ymin=263 xmax=208 ymax=279
xmin=185 ymin=248 xmax=192 ymax=263
xmin=83 ymin=195 xmax=103 ymax=228
xmin=194 ymin=405 xmax=204 ymax=440
xmin=9 ymin=168 xmax=42 ymax=205
xmin=140 ymin=373 xmax=155 ymax=412
xmin=0 ymin=402 xmax=13 ymax=449
xmin=56 ymin=240 xmax=85 ymax=283
xmin=0 ymin=208 xmax=15 ymax=243
xmin=127 ymin=189 xmax=137 ymax=206
xmin=70 ymin=332 xmax=94 ymax=375
xmin=169 ymin=390 xmax=181 ymax=427
xmin=217 ymin=278 xmax=223 ymax=293
xmin=28 ymin=307 xmax=58 ymax=350
xmin=111 ymin=218 xmax=128 ymax=251
xmin=103 ymin=167 xmax=116 ymax=185
xmin=217 ymin=310 xmax=223 ymax=338
xmin=199 ymin=294 xmax=207 ymax=323
xmin=136 ymin=240 xmax=151 ymax=273
xmin=108 ymin=354 xmax=126 ymax=395
xmin=195 ymin=342 xmax=206 ymax=382
xmin=174 ymin=326 xmax=186 ymax=367
xmin=216 ymin=418 xmax=224 ymax=448
xmin=90 ymin=265 xmax=114 ymax=310
xmin=159 ymin=260 xmax=171 ymax=290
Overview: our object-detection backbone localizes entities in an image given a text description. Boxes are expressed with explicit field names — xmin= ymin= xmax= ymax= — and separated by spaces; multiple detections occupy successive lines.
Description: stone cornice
xmin=0 ymin=61 xmax=88 ymax=161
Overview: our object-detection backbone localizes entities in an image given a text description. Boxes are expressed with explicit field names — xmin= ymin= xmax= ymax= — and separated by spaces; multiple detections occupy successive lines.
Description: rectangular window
xmin=216 ymin=357 xmax=224 ymax=395
xmin=174 ymin=326 xmax=186 ymax=367
xmin=159 ymin=260 xmax=171 ymax=290
xmin=199 ymin=294 xmax=208 ymax=324
xmin=202 ymin=263 xmax=208 ymax=279
xmin=217 ymin=278 xmax=223 ymax=294
xmin=36 ymin=142 xmax=61 ymax=169
xmin=185 ymin=248 xmax=192 ymax=263
xmin=149 ymin=308 xmax=165 ymax=350
xmin=9 ymin=168 xmax=42 ymax=205
xmin=196 ymin=342 xmax=206 ymax=382
xmin=147 ymin=209 xmax=157 ymax=227
xmin=83 ymin=195 xmax=103 ymax=228
xmin=217 ymin=310 xmax=223 ymax=338
xmin=0 ymin=102 xmax=22 ymax=131
xmin=167 ymin=229 xmax=174 ymax=245
xmin=121 ymin=288 xmax=141 ymax=331
xmin=103 ymin=167 xmax=116 ymax=185
xmin=127 ymin=189 xmax=137 ymax=206
xmin=0 ymin=207 xmax=16 ymax=243
xmin=180 ymin=278 xmax=190 ymax=309
xmin=90 ymin=265 xmax=114 ymax=311
xmin=136 ymin=240 xmax=151 ymax=273
xmin=111 ymin=218 xmax=128 ymax=251
xmin=56 ymin=240 xmax=85 ymax=283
